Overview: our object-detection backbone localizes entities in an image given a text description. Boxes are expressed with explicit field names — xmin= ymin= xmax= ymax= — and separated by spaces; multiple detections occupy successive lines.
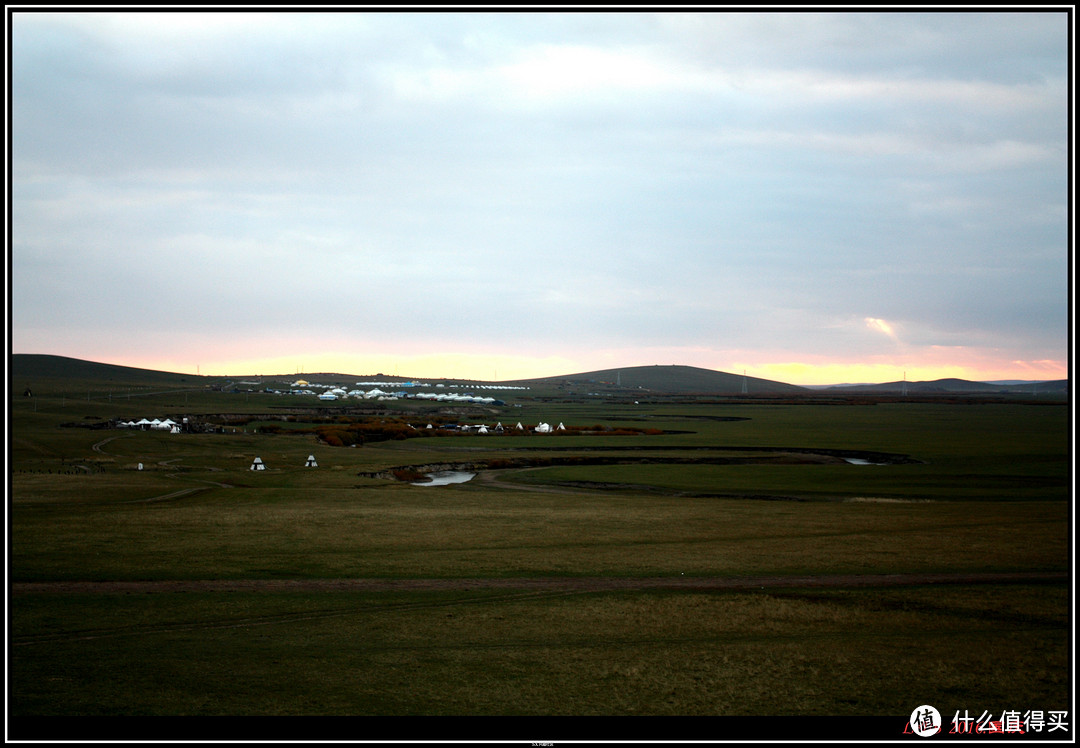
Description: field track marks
xmin=12 ymin=573 xmax=1065 ymax=648
xmin=91 ymin=434 xmax=131 ymax=455
xmin=121 ymin=486 xmax=214 ymax=503
xmin=10 ymin=589 xmax=586 ymax=647
xmin=470 ymin=468 xmax=579 ymax=493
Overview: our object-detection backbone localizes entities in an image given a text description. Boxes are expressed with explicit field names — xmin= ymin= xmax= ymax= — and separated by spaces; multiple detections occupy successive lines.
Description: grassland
xmin=7 ymin=371 xmax=1071 ymax=739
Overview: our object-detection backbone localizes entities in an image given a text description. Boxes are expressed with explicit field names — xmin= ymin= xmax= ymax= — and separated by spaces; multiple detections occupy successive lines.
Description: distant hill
xmin=10 ymin=354 xmax=199 ymax=385
xmin=10 ymin=354 xmax=1067 ymax=398
xmin=510 ymin=364 xmax=807 ymax=394
xmin=826 ymin=378 xmax=1069 ymax=394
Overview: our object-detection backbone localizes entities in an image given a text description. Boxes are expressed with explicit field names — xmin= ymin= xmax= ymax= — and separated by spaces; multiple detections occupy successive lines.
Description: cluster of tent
xmin=281 ymin=379 xmax=520 ymax=403
xmin=423 ymin=421 xmax=565 ymax=434
xmin=410 ymin=391 xmax=501 ymax=404
xmin=250 ymin=455 xmax=319 ymax=471
xmin=307 ymin=388 xmax=504 ymax=404
xmin=354 ymin=381 xmax=528 ymax=391
xmin=117 ymin=417 xmax=183 ymax=433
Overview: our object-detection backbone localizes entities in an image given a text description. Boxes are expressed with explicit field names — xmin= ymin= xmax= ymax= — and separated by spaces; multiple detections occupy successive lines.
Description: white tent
xmin=250 ymin=457 xmax=266 ymax=471
xmin=556 ymin=422 xmax=566 ymax=431
xmin=305 ymin=455 xmax=318 ymax=468
xmin=535 ymin=422 xmax=552 ymax=433
xmin=516 ymin=422 xmax=524 ymax=430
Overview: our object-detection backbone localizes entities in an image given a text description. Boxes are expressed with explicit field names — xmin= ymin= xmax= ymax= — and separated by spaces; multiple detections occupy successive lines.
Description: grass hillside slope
xmin=515 ymin=364 xmax=807 ymax=394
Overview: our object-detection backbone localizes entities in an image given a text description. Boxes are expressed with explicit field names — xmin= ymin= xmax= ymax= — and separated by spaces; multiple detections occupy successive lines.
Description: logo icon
xmin=910 ymin=705 xmax=942 ymax=737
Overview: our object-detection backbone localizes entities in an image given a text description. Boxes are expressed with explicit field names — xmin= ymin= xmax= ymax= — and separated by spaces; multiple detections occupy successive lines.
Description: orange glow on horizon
xmin=745 ymin=360 xmax=1068 ymax=387
xmin=103 ymin=350 xmax=1068 ymax=387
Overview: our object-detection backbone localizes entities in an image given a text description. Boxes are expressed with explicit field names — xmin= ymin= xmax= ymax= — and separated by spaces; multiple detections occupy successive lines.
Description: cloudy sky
xmin=10 ymin=10 xmax=1069 ymax=384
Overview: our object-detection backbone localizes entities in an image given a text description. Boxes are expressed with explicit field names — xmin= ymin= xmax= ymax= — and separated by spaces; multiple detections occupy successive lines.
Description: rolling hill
xmin=10 ymin=354 xmax=199 ymax=385
xmin=826 ymin=377 xmax=1069 ymax=395
xmin=509 ymin=364 xmax=808 ymax=394
xmin=9 ymin=355 xmax=1067 ymax=398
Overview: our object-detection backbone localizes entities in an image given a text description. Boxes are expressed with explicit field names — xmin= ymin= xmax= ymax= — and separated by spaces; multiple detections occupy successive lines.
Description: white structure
xmin=250 ymin=457 xmax=266 ymax=471
xmin=534 ymin=422 xmax=552 ymax=433
xmin=305 ymin=454 xmax=318 ymax=468
xmin=556 ymin=422 xmax=566 ymax=431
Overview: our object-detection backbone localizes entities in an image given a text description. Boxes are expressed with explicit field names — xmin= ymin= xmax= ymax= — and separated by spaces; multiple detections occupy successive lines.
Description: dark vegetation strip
xmin=13 ymin=571 xmax=1065 ymax=596
xmin=360 ymin=448 xmax=918 ymax=481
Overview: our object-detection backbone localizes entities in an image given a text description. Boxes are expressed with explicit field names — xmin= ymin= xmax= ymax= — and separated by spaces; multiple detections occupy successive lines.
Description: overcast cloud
xmin=10 ymin=10 xmax=1069 ymax=382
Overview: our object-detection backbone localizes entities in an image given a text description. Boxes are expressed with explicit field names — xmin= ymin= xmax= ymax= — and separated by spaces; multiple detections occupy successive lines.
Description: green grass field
xmin=8 ymin=384 xmax=1071 ymax=736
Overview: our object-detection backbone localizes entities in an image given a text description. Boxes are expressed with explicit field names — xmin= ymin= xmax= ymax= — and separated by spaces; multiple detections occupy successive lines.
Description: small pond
xmin=413 ymin=471 xmax=477 ymax=486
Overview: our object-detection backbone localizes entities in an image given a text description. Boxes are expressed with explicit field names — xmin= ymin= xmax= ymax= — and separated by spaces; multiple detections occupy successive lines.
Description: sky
xmin=9 ymin=9 xmax=1071 ymax=385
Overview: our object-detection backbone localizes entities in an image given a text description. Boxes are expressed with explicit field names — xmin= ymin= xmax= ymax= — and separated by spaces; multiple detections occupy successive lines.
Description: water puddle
xmin=413 ymin=471 xmax=477 ymax=486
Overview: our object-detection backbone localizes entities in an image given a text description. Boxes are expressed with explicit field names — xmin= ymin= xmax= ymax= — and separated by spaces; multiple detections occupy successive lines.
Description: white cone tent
xmin=556 ymin=422 xmax=566 ymax=431
xmin=250 ymin=457 xmax=266 ymax=471
xmin=305 ymin=454 xmax=318 ymax=468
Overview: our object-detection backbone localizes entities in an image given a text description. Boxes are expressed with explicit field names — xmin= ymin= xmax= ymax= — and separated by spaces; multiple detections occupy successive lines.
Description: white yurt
xmin=250 ymin=457 xmax=266 ymax=471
